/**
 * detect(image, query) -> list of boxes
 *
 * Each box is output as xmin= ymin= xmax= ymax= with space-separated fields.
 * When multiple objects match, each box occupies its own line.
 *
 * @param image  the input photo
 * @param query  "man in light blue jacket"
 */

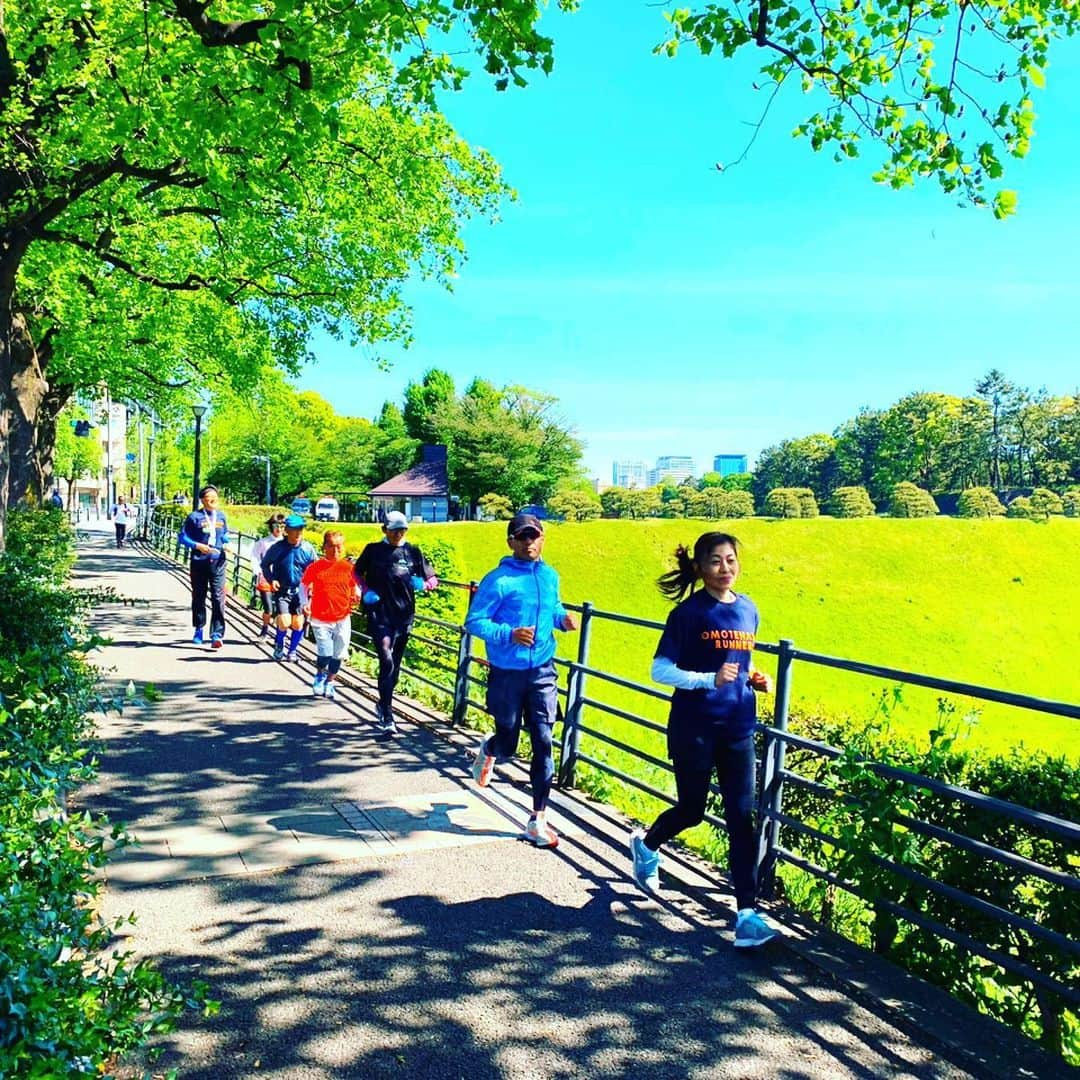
xmin=465 ymin=513 xmax=578 ymax=848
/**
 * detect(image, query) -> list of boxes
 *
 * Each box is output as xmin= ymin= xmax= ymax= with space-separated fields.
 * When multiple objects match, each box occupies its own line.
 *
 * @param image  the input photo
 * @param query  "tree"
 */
xmin=439 ymin=380 xmax=581 ymax=511
xmin=477 ymin=493 xmax=514 ymax=521
xmin=52 ymin=409 xmax=102 ymax=508
xmin=974 ymin=370 xmax=1020 ymax=489
xmin=873 ymin=393 xmax=964 ymax=496
xmin=663 ymin=1 xmax=1068 ymax=217
xmin=547 ymin=490 xmax=601 ymax=522
xmin=753 ymin=435 xmax=836 ymax=504
xmin=403 ymin=369 xmax=457 ymax=445
xmin=0 ymin=1 xmax=569 ymax=548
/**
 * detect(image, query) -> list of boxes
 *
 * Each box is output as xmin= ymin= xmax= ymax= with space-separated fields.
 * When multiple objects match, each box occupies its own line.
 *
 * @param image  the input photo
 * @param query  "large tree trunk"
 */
xmin=5 ymin=311 xmax=49 ymax=507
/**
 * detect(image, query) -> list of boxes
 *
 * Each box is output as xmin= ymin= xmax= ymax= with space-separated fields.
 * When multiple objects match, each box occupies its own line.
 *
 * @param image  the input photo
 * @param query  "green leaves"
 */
xmin=661 ymin=0 xmax=1077 ymax=213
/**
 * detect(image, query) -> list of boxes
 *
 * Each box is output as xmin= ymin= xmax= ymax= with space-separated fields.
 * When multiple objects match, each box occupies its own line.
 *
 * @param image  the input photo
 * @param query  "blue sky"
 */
xmin=302 ymin=2 xmax=1080 ymax=481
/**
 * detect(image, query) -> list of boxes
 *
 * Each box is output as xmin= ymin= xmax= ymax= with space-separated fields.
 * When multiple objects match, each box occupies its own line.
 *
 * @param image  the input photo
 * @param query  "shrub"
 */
xmin=957 ymin=487 xmax=1005 ymax=518
xmin=1030 ymin=487 xmax=1065 ymax=516
xmin=793 ymin=487 xmax=819 ymax=517
xmin=477 ymin=493 xmax=513 ymax=520
xmin=889 ymin=482 xmax=938 ymax=518
xmin=829 ymin=486 xmax=875 ymax=518
xmin=546 ymin=490 xmax=601 ymax=522
xmin=1006 ymin=495 xmax=1042 ymax=520
xmin=0 ymin=509 xmax=210 ymax=1076
xmin=765 ymin=488 xmax=804 ymax=518
xmin=1064 ymin=488 xmax=1080 ymax=518
xmin=780 ymin=703 xmax=1079 ymax=1062
xmin=689 ymin=488 xmax=755 ymax=519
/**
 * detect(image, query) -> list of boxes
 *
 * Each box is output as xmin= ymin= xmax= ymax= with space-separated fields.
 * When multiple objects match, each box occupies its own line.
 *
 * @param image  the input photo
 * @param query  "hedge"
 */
xmin=889 ymin=482 xmax=938 ymax=518
xmin=829 ymin=486 xmax=875 ymax=518
xmin=957 ymin=487 xmax=1006 ymax=518
xmin=765 ymin=487 xmax=819 ymax=518
xmin=0 ymin=508 xmax=211 ymax=1076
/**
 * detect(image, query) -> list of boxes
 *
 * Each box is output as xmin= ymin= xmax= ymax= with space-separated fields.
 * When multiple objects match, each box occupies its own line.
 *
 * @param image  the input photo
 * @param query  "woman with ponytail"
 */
xmin=630 ymin=532 xmax=779 ymax=948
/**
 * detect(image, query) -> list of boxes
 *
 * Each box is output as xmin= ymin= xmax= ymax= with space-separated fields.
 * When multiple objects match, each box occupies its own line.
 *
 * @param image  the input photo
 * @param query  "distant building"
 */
xmin=612 ymin=460 xmax=648 ymax=489
xmin=649 ymin=455 xmax=695 ymax=486
xmin=713 ymin=453 xmax=748 ymax=478
xmin=368 ymin=444 xmax=451 ymax=523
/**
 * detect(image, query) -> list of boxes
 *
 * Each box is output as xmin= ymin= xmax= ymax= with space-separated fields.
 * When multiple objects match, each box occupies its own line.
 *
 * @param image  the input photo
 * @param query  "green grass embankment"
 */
xmin=227 ymin=512 xmax=1080 ymax=759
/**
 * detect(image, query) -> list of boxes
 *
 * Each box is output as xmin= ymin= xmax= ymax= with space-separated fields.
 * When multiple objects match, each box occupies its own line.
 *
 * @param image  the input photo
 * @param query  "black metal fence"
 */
xmin=142 ymin=510 xmax=1079 ymax=1025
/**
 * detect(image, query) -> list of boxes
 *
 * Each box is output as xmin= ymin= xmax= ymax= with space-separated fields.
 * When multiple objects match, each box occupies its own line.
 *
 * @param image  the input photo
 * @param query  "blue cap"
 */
xmin=284 ymin=513 xmax=306 ymax=528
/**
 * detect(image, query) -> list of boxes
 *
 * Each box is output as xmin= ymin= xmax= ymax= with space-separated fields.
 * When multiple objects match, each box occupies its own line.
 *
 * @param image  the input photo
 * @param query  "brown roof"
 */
xmin=368 ymin=459 xmax=449 ymax=497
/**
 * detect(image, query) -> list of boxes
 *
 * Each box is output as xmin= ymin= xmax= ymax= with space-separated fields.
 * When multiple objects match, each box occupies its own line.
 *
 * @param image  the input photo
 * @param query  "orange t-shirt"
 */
xmin=301 ymin=558 xmax=358 ymax=622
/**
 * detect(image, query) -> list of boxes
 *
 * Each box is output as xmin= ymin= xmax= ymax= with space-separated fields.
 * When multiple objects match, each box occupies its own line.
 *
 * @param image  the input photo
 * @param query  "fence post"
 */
xmin=756 ymin=637 xmax=794 ymax=900
xmin=231 ymin=538 xmax=242 ymax=597
xmin=451 ymin=581 xmax=478 ymax=726
xmin=559 ymin=601 xmax=593 ymax=790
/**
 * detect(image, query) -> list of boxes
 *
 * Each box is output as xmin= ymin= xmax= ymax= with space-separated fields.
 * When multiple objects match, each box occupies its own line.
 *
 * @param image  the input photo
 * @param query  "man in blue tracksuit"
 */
xmin=260 ymin=513 xmax=317 ymax=661
xmin=178 ymin=485 xmax=230 ymax=648
xmin=465 ymin=513 xmax=578 ymax=848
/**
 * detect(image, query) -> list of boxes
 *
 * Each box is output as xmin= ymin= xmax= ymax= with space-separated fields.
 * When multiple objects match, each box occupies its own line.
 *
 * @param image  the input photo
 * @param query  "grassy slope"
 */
xmin=228 ymin=512 xmax=1080 ymax=758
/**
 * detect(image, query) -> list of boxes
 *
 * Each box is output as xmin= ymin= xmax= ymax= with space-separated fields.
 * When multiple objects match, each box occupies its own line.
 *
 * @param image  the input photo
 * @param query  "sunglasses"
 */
xmin=513 ymin=529 xmax=542 ymax=541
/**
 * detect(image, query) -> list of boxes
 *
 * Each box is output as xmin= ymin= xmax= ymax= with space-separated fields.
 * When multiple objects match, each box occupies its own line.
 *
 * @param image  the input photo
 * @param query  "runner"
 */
xmin=250 ymin=514 xmax=286 ymax=638
xmin=628 ymin=531 xmax=779 ymax=948
xmin=111 ymin=494 xmax=133 ymax=548
xmin=260 ymin=513 xmax=317 ymax=661
xmin=465 ymin=513 xmax=578 ymax=848
xmin=301 ymin=530 xmax=361 ymax=700
xmin=178 ymin=485 xmax=230 ymax=648
xmin=353 ymin=510 xmax=437 ymax=735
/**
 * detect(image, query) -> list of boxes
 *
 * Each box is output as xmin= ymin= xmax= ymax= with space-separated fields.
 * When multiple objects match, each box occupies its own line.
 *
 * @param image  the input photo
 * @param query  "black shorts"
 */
xmin=274 ymin=588 xmax=303 ymax=617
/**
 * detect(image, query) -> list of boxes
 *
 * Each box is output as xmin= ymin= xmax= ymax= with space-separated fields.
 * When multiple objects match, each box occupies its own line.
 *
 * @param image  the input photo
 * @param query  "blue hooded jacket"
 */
xmin=464 ymin=556 xmax=569 ymax=670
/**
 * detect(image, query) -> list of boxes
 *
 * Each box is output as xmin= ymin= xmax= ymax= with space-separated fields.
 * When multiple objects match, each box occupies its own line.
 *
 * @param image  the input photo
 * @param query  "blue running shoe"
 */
xmin=324 ymin=682 xmax=337 ymax=701
xmin=192 ymin=628 xmax=204 ymax=645
xmin=312 ymin=672 xmax=327 ymax=697
xmin=629 ymin=831 xmax=661 ymax=894
xmin=272 ymin=646 xmax=284 ymax=661
xmin=734 ymin=910 xmax=779 ymax=949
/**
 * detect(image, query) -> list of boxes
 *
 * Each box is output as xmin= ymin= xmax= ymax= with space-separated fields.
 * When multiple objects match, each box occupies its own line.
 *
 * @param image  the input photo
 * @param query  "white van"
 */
xmin=315 ymin=497 xmax=340 ymax=522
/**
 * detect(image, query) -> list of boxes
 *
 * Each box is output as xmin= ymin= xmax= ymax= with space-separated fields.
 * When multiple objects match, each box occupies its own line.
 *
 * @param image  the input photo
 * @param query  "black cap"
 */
xmin=508 ymin=513 xmax=544 ymax=538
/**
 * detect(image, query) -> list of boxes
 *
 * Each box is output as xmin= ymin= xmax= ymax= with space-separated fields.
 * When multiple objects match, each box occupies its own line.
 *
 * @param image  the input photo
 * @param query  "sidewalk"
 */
xmin=75 ymin=532 xmax=1061 ymax=1079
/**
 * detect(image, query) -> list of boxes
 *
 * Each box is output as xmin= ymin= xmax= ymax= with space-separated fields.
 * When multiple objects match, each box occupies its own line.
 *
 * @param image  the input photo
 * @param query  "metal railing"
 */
xmin=141 ymin=508 xmax=1079 ymax=1017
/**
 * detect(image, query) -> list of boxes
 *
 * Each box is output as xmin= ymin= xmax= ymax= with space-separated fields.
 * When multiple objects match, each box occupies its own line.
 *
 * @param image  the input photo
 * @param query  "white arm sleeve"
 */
xmin=651 ymin=655 xmax=716 ymax=692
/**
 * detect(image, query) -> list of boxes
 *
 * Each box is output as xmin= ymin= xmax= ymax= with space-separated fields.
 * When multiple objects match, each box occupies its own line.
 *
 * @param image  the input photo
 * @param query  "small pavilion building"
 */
xmin=368 ymin=444 xmax=451 ymax=523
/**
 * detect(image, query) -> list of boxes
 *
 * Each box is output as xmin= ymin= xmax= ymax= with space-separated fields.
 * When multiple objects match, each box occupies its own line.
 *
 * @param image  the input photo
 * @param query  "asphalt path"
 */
xmin=71 ymin=525 xmax=1060 ymax=1079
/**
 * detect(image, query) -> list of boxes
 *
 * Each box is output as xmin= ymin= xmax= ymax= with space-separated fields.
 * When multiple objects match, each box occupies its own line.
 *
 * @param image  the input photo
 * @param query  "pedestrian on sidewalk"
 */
xmin=629 ymin=531 xmax=778 ymax=949
xmin=111 ymin=494 xmax=133 ymax=548
xmin=353 ymin=510 xmax=437 ymax=735
xmin=260 ymin=513 xmax=317 ymax=661
xmin=301 ymin=530 xmax=361 ymax=700
xmin=178 ymin=485 xmax=230 ymax=648
xmin=465 ymin=513 xmax=578 ymax=849
xmin=250 ymin=513 xmax=286 ymax=638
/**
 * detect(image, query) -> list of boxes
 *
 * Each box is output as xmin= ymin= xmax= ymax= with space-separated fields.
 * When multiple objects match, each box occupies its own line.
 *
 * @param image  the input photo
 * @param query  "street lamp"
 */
xmin=253 ymin=454 xmax=272 ymax=505
xmin=143 ymin=428 xmax=156 ymax=537
xmin=191 ymin=403 xmax=207 ymax=509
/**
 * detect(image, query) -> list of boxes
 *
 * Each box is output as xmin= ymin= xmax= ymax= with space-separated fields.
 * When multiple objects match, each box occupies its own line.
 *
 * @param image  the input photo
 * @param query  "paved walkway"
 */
xmin=74 ymin=525 xmax=1060 ymax=1079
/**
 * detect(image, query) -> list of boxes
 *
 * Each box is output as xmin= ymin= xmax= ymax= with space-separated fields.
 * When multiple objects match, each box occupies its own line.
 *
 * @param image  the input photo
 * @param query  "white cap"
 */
xmin=385 ymin=511 xmax=409 ymax=530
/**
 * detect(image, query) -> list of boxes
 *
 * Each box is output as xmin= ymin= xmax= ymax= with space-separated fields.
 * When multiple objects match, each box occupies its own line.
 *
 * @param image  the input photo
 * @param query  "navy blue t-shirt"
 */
xmin=655 ymin=590 xmax=760 ymax=758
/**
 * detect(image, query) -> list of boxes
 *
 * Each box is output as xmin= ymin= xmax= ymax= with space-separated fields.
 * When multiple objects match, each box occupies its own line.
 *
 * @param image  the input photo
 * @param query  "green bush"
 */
xmin=477 ymin=492 xmax=514 ymax=520
xmin=547 ymin=490 xmax=602 ymax=522
xmin=765 ymin=488 xmax=804 ymax=518
xmin=0 ymin=508 xmax=211 ymax=1076
xmin=1030 ymin=487 xmax=1065 ymax=516
xmin=889 ymin=482 xmax=938 ymax=518
xmin=1064 ymin=488 xmax=1080 ymax=518
xmin=957 ymin=487 xmax=1005 ymax=518
xmin=793 ymin=487 xmax=819 ymax=517
xmin=780 ymin=702 xmax=1078 ymax=1062
xmin=688 ymin=488 xmax=755 ymax=519
xmin=1006 ymin=495 xmax=1041 ymax=520
xmin=829 ymin=486 xmax=875 ymax=518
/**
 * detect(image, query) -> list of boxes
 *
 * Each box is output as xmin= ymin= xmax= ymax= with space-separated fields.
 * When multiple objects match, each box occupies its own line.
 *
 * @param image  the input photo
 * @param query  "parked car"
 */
xmin=290 ymin=497 xmax=312 ymax=517
xmin=315 ymin=497 xmax=340 ymax=522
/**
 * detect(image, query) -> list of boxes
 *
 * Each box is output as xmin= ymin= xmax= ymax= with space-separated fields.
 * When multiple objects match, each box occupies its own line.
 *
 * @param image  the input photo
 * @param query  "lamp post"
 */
xmin=253 ymin=454 xmax=272 ymax=504
xmin=191 ymin=403 xmax=207 ymax=509
xmin=144 ymin=429 xmax=156 ymax=538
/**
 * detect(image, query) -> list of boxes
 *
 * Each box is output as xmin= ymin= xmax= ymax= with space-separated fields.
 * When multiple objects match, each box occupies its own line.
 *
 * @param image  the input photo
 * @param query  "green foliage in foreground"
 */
xmin=0 ymin=509 xmax=212 ymax=1076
